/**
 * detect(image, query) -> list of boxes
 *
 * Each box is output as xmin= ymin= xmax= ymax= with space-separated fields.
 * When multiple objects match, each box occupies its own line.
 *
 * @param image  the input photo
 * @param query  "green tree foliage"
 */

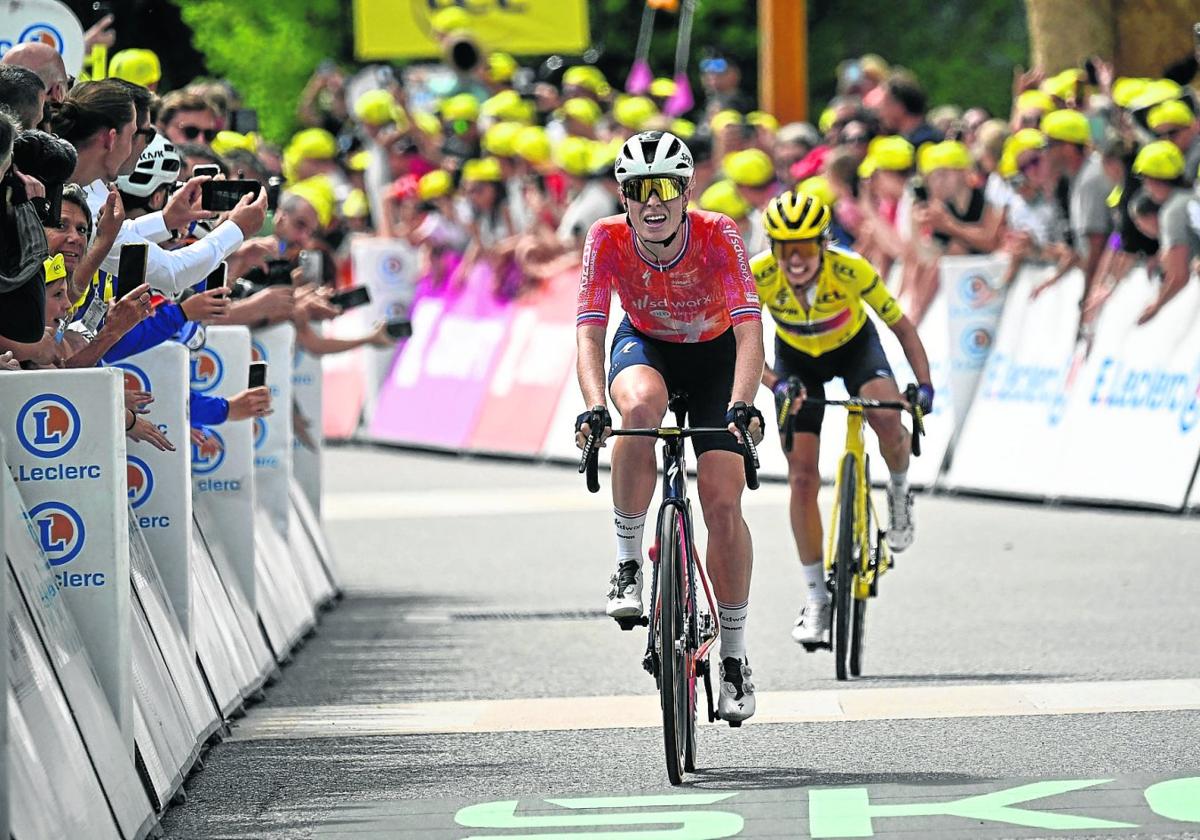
xmin=169 ymin=0 xmax=348 ymax=144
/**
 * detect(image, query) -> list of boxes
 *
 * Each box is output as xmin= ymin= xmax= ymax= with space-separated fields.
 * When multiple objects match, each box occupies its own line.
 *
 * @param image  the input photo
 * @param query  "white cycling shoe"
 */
xmin=605 ymin=560 xmax=643 ymax=618
xmin=717 ymin=657 xmax=755 ymax=724
xmin=886 ymin=483 xmax=915 ymax=552
xmin=791 ymin=600 xmax=832 ymax=645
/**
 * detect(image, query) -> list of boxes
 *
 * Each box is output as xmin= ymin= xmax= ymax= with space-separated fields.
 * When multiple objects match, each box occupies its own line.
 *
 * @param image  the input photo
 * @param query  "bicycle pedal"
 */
xmin=727 ymin=720 xmax=742 ymax=728
xmin=801 ymin=641 xmax=831 ymax=652
xmin=615 ymin=615 xmax=649 ymax=631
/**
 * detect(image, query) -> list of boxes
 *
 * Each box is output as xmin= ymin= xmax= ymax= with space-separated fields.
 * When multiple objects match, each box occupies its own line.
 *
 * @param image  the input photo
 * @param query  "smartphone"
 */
xmin=205 ymin=262 xmax=227 ymax=290
xmin=385 ymin=318 xmax=413 ymax=340
xmin=330 ymin=285 xmax=371 ymax=310
xmin=201 ymin=179 xmax=261 ymax=212
xmin=298 ymin=249 xmax=322 ymax=285
xmin=231 ymin=108 xmax=258 ymax=134
xmin=261 ymin=259 xmax=295 ymax=287
xmin=115 ymin=243 xmax=148 ymax=299
xmin=193 ymin=163 xmax=221 ymax=179
xmin=1083 ymin=57 xmax=1099 ymax=87
xmin=266 ymin=176 xmax=283 ymax=212
xmin=248 ymin=361 xmax=268 ymax=389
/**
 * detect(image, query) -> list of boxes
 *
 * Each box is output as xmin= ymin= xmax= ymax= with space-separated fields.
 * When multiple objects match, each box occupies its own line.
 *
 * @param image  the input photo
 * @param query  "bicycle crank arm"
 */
xmin=615 ymin=615 xmax=650 ymax=631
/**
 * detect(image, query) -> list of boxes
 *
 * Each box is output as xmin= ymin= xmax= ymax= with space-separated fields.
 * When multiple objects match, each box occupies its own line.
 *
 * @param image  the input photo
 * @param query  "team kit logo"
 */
xmin=28 ymin=501 xmax=85 ymax=567
xmin=191 ymin=348 xmax=224 ymax=393
xmin=17 ymin=394 xmax=81 ymax=458
xmin=126 ymin=456 xmax=154 ymax=508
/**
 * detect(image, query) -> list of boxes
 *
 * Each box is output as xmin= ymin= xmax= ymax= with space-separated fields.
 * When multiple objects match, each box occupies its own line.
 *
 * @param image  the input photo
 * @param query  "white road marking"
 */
xmin=228 ymin=677 xmax=1200 ymax=741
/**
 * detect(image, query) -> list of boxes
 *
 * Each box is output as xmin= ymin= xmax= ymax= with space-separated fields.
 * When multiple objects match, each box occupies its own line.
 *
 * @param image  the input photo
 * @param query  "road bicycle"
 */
xmin=578 ymin=394 xmax=759 ymax=785
xmin=776 ymin=381 xmax=924 ymax=681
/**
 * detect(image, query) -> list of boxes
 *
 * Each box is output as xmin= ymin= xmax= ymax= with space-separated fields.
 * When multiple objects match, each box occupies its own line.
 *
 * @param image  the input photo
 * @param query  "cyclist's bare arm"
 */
xmin=887 ymin=315 xmax=932 ymax=386
xmin=731 ymin=321 xmax=766 ymax=408
xmin=576 ymin=323 xmax=609 ymax=409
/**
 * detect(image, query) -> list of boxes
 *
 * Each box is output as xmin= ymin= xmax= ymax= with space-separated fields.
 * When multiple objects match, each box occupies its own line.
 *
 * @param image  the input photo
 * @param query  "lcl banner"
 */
xmin=0 ymin=368 xmax=132 ymax=739
xmin=192 ymin=326 xmax=256 ymax=602
xmin=112 ymin=343 xmax=193 ymax=637
xmin=252 ymin=323 xmax=296 ymax=537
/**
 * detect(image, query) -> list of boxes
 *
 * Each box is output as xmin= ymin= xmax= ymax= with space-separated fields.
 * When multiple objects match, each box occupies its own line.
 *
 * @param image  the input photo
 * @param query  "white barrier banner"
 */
xmin=0 ymin=368 xmax=131 ymax=736
xmin=942 ymin=254 xmax=1009 ymax=424
xmin=192 ymin=326 xmax=256 ymax=602
xmin=0 ymin=441 xmax=7 ymax=840
xmin=252 ymin=323 xmax=296 ymax=537
xmin=351 ymin=236 xmax=419 ymax=423
xmin=292 ymin=343 xmax=323 ymax=515
xmin=0 ymin=0 xmax=87 ymax=75
xmin=947 ymin=267 xmax=1200 ymax=508
xmin=112 ymin=343 xmax=193 ymax=637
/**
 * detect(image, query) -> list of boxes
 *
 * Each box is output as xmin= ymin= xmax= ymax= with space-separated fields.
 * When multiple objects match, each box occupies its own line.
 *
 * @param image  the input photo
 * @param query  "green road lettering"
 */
xmin=1145 ymin=777 xmax=1200 ymax=822
xmin=808 ymin=779 xmax=1137 ymax=838
xmin=455 ymin=792 xmax=743 ymax=839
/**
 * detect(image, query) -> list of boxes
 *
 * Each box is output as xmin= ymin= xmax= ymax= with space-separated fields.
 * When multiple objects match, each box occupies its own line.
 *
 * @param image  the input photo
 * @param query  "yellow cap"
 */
xmin=1015 ymin=90 xmax=1055 ymax=115
xmin=1112 ymin=77 xmax=1151 ymax=109
xmin=440 ymin=93 xmax=481 ymax=122
xmin=1132 ymin=139 xmax=1186 ymax=181
xmin=348 ymin=150 xmax=373 ymax=172
xmin=483 ymin=121 xmax=522 ymax=157
xmin=488 ymin=52 xmax=518 ymax=83
xmin=557 ymin=97 xmax=602 ymax=127
xmin=649 ymin=77 xmax=677 ymax=98
xmin=817 ymin=107 xmax=836 ymax=135
xmin=1040 ymin=68 xmax=1083 ymax=101
xmin=210 ymin=130 xmax=256 ymax=157
xmin=418 ymin=170 xmax=453 ymax=201
xmin=796 ymin=175 xmax=838 ymax=208
xmin=747 ymin=111 xmax=780 ymax=133
xmin=355 ymin=89 xmax=398 ymax=127
xmin=589 ymin=140 xmax=618 ymax=174
xmin=723 ymin=149 xmax=774 ymax=187
xmin=461 ymin=157 xmax=504 ymax=183
xmin=412 ymin=110 xmax=442 ymax=137
xmin=710 ymin=109 xmax=743 ymax=132
xmin=514 ymin=126 xmax=551 ymax=165
xmin=287 ymin=128 xmax=337 ymax=161
xmin=859 ymin=135 xmax=915 ymax=177
xmin=613 ymin=96 xmax=657 ymax=131
xmin=343 ymin=188 xmax=369 ymax=219
xmin=431 ymin=7 xmax=472 ymax=34
xmin=1000 ymin=128 xmax=1048 ymax=176
xmin=555 ymin=136 xmax=596 ymax=177
xmin=108 ymin=48 xmax=161 ymax=87
xmin=698 ymin=179 xmax=751 ymax=219
xmin=481 ymin=90 xmax=529 ymax=122
xmin=1129 ymin=78 xmax=1183 ymax=111
xmin=43 ymin=253 xmax=66 ymax=285
xmin=1040 ymin=109 xmax=1090 ymax=145
xmin=562 ymin=65 xmax=609 ymax=95
xmin=917 ymin=140 xmax=973 ymax=174
xmin=1148 ymin=99 xmax=1194 ymax=132
xmin=670 ymin=118 xmax=695 ymax=139
xmin=286 ymin=175 xmax=336 ymax=228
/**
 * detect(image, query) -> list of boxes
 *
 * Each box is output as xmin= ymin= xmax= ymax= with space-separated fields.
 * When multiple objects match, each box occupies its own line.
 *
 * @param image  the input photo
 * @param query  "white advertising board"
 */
xmin=0 ymin=369 xmax=131 ymax=738
xmin=292 ymin=343 xmax=323 ymax=515
xmin=252 ymin=323 xmax=296 ymax=537
xmin=0 ymin=0 xmax=87 ymax=75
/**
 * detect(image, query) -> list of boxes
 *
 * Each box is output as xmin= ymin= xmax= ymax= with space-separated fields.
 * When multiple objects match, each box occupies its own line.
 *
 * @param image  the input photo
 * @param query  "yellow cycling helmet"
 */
xmin=108 ymin=48 xmax=161 ymax=87
xmin=723 ymin=149 xmax=775 ymax=188
xmin=763 ymin=190 xmax=831 ymax=241
xmin=1132 ymin=140 xmax=1186 ymax=181
xmin=796 ymin=175 xmax=837 ymax=208
xmin=418 ymin=170 xmax=453 ymax=202
xmin=699 ymin=179 xmax=751 ymax=219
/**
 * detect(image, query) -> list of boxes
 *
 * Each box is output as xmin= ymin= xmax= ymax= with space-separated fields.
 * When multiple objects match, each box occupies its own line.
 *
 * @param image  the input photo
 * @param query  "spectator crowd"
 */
xmin=2 ymin=8 xmax=1200 ymax=456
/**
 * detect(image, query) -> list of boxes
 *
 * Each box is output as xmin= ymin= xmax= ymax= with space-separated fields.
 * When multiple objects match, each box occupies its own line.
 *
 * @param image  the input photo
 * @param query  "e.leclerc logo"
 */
xmin=192 ymin=429 xmax=225 ymax=474
xmin=16 ymin=393 xmax=81 ymax=459
xmin=190 ymin=348 xmax=224 ymax=393
xmin=16 ymin=23 xmax=65 ymax=54
xmin=126 ymin=456 xmax=154 ymax=508
xmin=28 ymin=501 xmax=85 ymax=567
xmin=253 ymin=416 xmax=268 ymax=449
xmin=958 ymin=273 xmax=998 ymax=309
xmin=116 ymin=363 xmax=152 ymax=394
xmin=251 ymin=340 xmax=268 ymax=364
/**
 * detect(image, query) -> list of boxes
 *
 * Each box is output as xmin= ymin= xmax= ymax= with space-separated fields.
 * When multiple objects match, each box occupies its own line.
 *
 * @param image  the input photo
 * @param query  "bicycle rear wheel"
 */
xmin=657 ymin=511 xmax=688 ymax=785
xmin=833 ymin=454 xmax=857 ymax=682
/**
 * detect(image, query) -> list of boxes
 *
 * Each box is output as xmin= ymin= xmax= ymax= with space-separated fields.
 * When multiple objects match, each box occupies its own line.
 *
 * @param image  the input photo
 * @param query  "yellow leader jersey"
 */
xmin=750 ymin=244 xmax=903 ymax=356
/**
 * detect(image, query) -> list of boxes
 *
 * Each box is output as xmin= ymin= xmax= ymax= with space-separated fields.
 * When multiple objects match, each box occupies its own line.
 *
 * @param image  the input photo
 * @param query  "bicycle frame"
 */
xmin=825 ymin=406 xmax=888 ymax=599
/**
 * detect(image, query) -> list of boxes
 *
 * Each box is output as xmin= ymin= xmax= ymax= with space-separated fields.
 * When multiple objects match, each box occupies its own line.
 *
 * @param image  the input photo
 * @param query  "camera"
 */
xmin=11 ymin=130 xmax=77 ymax=225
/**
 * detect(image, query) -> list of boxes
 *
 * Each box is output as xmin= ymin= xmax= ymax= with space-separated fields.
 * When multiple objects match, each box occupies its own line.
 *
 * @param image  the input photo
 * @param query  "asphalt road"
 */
xmin=160 ymin=446 xmax=1200 ymax=839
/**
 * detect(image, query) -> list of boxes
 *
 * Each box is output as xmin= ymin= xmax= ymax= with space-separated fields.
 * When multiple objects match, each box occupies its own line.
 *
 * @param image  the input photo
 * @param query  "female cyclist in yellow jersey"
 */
xmin=751 ymin=191 xmax=933 ymax=646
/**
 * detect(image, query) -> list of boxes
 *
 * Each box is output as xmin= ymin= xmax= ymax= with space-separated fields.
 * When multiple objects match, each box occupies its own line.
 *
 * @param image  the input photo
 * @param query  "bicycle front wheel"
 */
xmin=850 ymin=486 xmax=874 ymax=677
xmin=657 ymin=510 xmax=688 ymax=785
xmin=833 ymin=454 xmax=857 ymax=682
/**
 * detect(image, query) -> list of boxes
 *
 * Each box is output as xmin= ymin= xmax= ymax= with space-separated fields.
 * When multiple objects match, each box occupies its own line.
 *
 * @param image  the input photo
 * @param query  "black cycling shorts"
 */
xmin=773 ymin=319 xmax=894 ymax=436
xmin=608 ymin=316 xmax=742 ymax=458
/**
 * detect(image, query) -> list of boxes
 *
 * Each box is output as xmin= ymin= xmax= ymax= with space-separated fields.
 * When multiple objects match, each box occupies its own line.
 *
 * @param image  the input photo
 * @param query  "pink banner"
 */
xmin=468 ymin=267 xmax=579 ymax=454
xmin=368 ymin=263 xmax=516 ymax=448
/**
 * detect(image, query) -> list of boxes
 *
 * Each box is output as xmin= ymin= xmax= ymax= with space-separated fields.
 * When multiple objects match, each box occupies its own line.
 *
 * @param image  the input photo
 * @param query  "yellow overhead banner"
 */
xmin=354 ymin=0 xmax=590 ymax=60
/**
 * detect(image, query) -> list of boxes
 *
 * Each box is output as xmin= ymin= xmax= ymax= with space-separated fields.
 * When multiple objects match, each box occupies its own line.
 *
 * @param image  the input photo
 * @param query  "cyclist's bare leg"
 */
xmin=696 ymin=451 xmax=752 ymax=601
xmin=784 ymin=432 xmax=823 ymax=567
xmin=859 ymin=377 xmax=910 ymax=474
xmin=609 ymin=365 xmax=668 ymax=519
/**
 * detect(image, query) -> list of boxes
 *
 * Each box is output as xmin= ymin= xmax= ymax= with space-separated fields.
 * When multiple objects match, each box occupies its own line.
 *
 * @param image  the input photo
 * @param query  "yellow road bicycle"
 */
xmin=777 ymin=381 xmax=925 ymax=680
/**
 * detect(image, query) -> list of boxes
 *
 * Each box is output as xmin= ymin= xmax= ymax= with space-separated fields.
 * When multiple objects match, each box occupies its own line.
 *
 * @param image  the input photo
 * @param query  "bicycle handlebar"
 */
xmin=777 ymin=381 xmax=926 ymax=457
xmin=577 ymin=426 xmax=760 ymax=492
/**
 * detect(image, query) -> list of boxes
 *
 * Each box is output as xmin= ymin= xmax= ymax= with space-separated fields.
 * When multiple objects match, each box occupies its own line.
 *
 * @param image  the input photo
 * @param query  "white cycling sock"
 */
xmin=889 ymin=470 xmax=908 ymax=491
xmin=718 ymin=600 xmax=749 ymax=661
xmin=801 ymin=561 xmax=829 ymax=604
xmin=614 ymin=507 xmax=647 ymax=565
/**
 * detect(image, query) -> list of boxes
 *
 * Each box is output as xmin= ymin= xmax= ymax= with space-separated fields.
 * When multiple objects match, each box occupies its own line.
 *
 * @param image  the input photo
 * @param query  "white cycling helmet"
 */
xmin=614 ymin=130 xmax=694 ymax=184
xmin=116 ymin=133 xmax=182 ymax=198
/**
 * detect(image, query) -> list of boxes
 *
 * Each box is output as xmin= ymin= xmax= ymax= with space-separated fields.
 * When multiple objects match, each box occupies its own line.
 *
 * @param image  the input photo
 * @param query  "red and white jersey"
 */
xmin=577 ymin=210 xmax=761 ymax=343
